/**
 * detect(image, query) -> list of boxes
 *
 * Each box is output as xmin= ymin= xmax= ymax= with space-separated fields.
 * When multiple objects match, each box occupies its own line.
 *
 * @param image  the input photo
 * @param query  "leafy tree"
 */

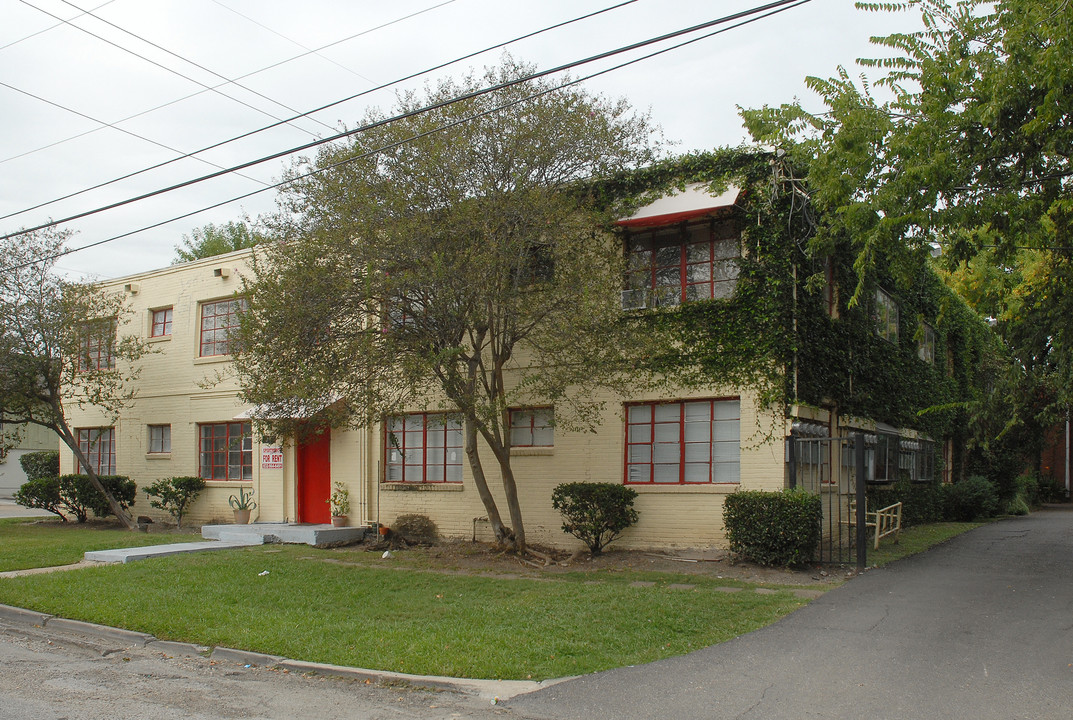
xmin=173 ymin=220 xmax=263 ymax=264
xmin=740 ymin=0 xmax=1073 ymax=468
xmin=235 ymin=59 xmax=664 ymax=553
xmin=0 ymin=228 xmax=151 ymax=530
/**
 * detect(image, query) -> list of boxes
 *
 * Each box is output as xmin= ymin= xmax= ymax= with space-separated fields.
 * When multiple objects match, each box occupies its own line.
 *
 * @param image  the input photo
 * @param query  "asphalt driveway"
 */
xmin=508 ymin=507 xmax=1073 ymax=720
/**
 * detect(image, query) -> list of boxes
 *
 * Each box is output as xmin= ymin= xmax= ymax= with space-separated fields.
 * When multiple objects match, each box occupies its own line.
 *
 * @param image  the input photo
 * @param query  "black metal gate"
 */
xmin=788 ymin=434 xmax=868 ymax=569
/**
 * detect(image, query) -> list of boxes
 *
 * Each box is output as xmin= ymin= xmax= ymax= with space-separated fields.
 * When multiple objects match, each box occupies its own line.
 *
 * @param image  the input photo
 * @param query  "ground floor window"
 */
xmin=509 ymin=407 xmax=553 ymax=447
xmin=199 ymin=422 xmax=252 ymax=480
xmin=625 ymin=399 xmax=740 ymax=484
xmin=148 ymin=424 xmax=171 ymax=453
xmin=77 ymin=427 xmax=116 ymax=475
xmin=385 ymin=413 xmax=462 ymax=483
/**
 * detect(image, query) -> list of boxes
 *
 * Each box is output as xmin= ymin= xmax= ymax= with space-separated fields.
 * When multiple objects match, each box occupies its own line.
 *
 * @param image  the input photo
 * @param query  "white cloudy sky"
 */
xmin=0 ymin=0 xmax=920 ymax=280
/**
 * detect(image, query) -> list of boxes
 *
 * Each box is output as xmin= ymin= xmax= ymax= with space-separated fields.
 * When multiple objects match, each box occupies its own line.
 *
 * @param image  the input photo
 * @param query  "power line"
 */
xmin=1 ymin=0 xmax=811 ymax=273
xmin=0 ymin=0 xmax=460 ymax=168
xmin=0 ymin=0 xmax=639 ymax=224
xmin=54 ymin=0 xmax=336 ymax=135
xmin=0 ymin=79 xmax=272 ymax=187
xmin=0 ymin=0 xmax=115 ymax=51
xmin=18 ymin=0 xmax=323 ymax=138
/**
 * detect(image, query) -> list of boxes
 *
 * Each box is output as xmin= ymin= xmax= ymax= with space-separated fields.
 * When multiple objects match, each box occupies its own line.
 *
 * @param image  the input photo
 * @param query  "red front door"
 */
xmin=296 ymin=428 xmax=331 ymax=524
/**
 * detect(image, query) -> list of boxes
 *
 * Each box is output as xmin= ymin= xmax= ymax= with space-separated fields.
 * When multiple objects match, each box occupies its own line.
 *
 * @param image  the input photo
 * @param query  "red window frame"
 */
xmin=626 ymin=221 xmax=739 ymax=307
xmin=624 ymin=399 xmax=740 ymax=485
xmin=509 ymin=407 xmax=554 ymax=447
xmin=77 ymin=427 xmax=116 ymax=475
xmin=78 ymin=320 xmax=115 ymax=371
xmin=198 ymin=422 xmax=252 ymax=481
xmin=151 ymin=307 xmax=173 ymax=337
xmin=199 ymin=298 xmax=246 ymax=357
xmin=384 ymin=412 xmax=462 ymax=483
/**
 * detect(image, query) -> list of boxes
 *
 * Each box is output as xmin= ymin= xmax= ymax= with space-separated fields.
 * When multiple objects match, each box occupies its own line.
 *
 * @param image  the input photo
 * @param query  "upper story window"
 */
xmin=875 ymin=288 xmax=899 ymax=343
xmin=625 ymin=399 xmax=740 ymax=485
xmin=77 ymin=427 xmax=116 ymax=475
xmin=151 ymin=307 xmax=173 ymax=338
xmin=199 ymin=298 xmax=246 ymax=357
xmin=623 ymin=221 xmax=739 ymax=310
xmin=385 ymin=412 xmax=462 ymax=483
xmin=918 ymin=323 xmax=936 ymax=364
xmin=509 ymin=408 xmax=553 ymax=447
xmin=78 ymin=319 xmax=115 ymax=372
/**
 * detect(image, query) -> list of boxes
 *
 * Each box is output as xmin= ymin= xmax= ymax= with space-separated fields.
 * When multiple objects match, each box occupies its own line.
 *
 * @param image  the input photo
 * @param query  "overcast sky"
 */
xmin=0 ymin=0 xmax=921 ymax=281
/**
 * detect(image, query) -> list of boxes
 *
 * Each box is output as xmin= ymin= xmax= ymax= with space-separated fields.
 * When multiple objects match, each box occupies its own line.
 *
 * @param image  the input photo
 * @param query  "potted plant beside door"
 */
xmin=328 ymin=483 xmax=350 ymax=527
xmin=229 ymin=487 xmax=257 ymax=524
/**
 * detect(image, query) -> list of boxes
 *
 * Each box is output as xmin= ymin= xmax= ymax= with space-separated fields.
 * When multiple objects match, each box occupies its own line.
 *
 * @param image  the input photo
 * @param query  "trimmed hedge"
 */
xmin=944 ymin=475 xmax=999 ymax=521
xmin=144 ymin=476 xmax=206 ymax=528
xmin=723 ymin=488 xmax=822 ymax=567
xmin=551 ymin=482 xmax=639 ymax=555
xmin=13 ymin=477 xmax=67 ymax=520
xmin=60 ymin=475 xmax=137 ymax=522
xmin=867 ymin=479 xmax=945 ymax=527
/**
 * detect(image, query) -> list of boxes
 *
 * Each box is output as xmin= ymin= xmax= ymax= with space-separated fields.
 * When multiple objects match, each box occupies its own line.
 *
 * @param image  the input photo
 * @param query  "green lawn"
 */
xmin=0 ymin=544 xmax=807 ymax=680
xmin=868 ymin=520 xmax=986 ymax=567
xmin=0 ymin=518 xmax=197 ymax=572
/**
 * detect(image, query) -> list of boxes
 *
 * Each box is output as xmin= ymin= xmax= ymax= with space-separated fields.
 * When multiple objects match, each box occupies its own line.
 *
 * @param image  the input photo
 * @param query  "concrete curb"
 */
xmin=44 ymin=617 xmax=155 ymax=647
xmin=0 ymin=603 xmax=52 ymax=626
xmin=0 ymin=602 xmax=568 ymax=699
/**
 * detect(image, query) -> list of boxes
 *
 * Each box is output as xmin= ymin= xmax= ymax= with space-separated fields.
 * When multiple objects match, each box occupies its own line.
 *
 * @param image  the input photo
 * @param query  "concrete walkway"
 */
xmin=508 ymin=506 xmax=1073 ymax=720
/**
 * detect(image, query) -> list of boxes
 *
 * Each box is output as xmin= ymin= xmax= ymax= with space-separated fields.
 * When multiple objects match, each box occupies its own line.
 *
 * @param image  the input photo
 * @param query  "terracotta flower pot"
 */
xmin=331 ymin=516 xmax=348 ymax=528
xmin=378 ymin=525 xmax=390 ymax=536
xmin=233 ymin=509 xmax=251 ymax=525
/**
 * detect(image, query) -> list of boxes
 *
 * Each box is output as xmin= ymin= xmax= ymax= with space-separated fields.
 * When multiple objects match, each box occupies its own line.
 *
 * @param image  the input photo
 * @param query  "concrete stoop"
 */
xmin=201 ymin=522 xmax=369 ymax=546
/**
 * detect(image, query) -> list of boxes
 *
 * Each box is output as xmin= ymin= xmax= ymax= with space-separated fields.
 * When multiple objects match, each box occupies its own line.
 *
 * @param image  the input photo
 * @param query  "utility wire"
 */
xmin=54 ymin=0 xmax=336 ymax=135
xmin=0 ymin=80 xmax=272 ymax=187
xmin=210 ymin=0 xmax=379 ymax=87
xmin=0 ymin=0 xmax=459 ymax=167
xmin=18 ymin=0 xmax=323 ymax=138
xmin=2 ymin=0 xmax=811 ymax=276
xmin=2 ymin=0 xmax=804 ymax=245
xmin=0 ymin=0 xmax=639 ymax=223
xmin=0 ymin=0 xmax=115 ymax=51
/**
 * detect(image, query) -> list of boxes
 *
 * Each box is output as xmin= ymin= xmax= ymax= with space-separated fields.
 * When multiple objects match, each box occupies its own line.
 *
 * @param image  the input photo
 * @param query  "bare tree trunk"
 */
xmin=463 ymin=417 xmax=512 ymax=544
xmin=495 ymin=448 xmax=526 ymax=554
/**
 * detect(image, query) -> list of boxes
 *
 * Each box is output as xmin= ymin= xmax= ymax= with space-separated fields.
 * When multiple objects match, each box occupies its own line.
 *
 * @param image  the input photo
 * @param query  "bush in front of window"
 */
xmin=723 ymin=489 xmax=822 ymax=567
xmin=942 ymin=475 xmax=999 ymax=521
xmin=144 ymin=476 xmax=206 ymax=528
xmin=551 ymin=482 xmax=639 ymax=556
xmin=18 ymin=450 xmax=59 ymax=483
xmin=58 ymin=474 xmax=137 ymax=523
xmin=392 ymin=513 xmax=439 ymax=542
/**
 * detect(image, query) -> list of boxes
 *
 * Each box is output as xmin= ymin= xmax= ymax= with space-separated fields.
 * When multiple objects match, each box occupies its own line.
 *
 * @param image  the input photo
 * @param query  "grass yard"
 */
xmin=0 ymin=543 xmax=808 ymax=680
xmin=868 ymin=520 xmax=986 ymax=567
xmin=0 ymin=517 xmax=196 ymax=572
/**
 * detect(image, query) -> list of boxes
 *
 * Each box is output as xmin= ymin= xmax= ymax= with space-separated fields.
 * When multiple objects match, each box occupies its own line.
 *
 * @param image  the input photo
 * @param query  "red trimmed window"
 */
xmin=625 ymin=399 xmax=740 ymax=484
xmin=385 ymin=413 xmax=462 ymax=483
xmin=199 ymin=298 xmax=246 ymax=357
xmin=624 ymin=221 xmax=739 ymax=309
xmin=509 ymin=408 xmax=553 ymax=447
xmin=151 ymin=307 xmax=173 ymax=337
xmin=78 ymin=320 xmax=115 ymax=371
xmin=77 ymin=427 xmax=116 ymax=475
xmin=198 ymin=422 xmax=252 ymax=480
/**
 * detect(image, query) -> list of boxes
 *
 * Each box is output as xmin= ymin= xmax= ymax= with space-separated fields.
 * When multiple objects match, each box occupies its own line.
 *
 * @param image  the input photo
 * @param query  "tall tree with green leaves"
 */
xmin=173 ymin=220 xmax=263 ymax=264
xmin=234 ymin=59 xmax=664 ymax=553
xmin=0 ymin=229 xmax=151 ymax=529
xmin=740 ymin=0 xmax=1073 ymax=467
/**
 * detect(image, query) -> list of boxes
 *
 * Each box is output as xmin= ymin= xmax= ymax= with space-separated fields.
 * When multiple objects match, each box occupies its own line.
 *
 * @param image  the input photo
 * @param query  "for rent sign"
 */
xmin=261 ymin=446 xmax=283 ymax=469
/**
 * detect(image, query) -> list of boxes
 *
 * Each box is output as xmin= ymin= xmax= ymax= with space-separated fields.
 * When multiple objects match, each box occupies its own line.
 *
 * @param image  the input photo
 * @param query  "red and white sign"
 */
xmin=261 ymin=446 xmax=283 ymax=469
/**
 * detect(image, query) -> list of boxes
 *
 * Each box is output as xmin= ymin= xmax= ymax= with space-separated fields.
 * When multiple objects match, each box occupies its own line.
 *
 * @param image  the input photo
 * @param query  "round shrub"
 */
xmin=18 ymin=450 xmax=59 ymax=482
xmin=551 ymin=482 xmax=639 ymax=555
xmin=943 ymin=475 xmax=999 ymax=521
xmin=393 ymin=513 xmax=439 ymax=541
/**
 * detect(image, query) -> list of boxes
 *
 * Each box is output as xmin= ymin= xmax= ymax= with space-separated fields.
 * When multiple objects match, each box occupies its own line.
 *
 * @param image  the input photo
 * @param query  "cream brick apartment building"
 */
xmin=62 ymin=176 xmax=976 ymax=550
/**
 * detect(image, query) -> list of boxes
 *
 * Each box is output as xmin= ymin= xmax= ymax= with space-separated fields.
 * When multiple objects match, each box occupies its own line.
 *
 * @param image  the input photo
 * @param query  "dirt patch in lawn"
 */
xmin=350 ymin=537 xmax=850 ymax=587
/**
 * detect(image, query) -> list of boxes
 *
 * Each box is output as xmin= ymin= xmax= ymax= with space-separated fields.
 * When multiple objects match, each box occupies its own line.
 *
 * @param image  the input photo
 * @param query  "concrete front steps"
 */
xmin=201 ymin=522 xmax=370 ymax=546
xmin=84 ymin=523 xmax=370 ymax=564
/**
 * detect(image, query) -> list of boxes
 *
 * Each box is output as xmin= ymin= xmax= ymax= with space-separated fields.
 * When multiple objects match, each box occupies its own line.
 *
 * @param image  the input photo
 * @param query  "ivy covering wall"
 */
xmin=598 ymin=149 xmax=998 ymax=468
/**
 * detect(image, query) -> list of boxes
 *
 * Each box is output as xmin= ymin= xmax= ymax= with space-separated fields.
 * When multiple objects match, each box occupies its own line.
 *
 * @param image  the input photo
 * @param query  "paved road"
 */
xmin=508 ymin=507 xmax=1073 ymax=720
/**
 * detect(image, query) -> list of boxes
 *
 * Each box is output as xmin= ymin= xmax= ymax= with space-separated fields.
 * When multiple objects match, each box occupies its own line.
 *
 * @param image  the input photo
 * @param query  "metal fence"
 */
xmin=788 ymin=434 xmax=867 ymax=568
